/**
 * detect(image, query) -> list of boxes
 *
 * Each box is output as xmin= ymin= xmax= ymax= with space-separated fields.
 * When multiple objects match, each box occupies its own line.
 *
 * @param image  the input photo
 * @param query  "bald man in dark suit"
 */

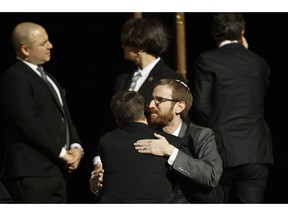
xmin=0 ymin=22 xmax=83 ymax=203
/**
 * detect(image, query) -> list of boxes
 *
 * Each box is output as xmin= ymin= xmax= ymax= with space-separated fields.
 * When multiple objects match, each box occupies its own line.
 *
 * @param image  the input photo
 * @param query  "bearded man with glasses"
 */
xmin=91 ymin=79 xmax=223 ymax=203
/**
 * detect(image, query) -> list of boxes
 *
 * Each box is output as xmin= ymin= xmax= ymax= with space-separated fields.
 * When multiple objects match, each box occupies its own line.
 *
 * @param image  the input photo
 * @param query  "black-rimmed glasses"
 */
xmin=149 ymin=96 xmax=180 ymax=105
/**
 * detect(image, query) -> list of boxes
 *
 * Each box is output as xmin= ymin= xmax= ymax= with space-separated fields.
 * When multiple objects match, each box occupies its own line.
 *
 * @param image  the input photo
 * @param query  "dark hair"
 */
xmin=211 ymin=13 xmax=245 ymax=44
xmin=154 ymin=79 xmax=192 ymax=119
xmin=110 ymin=91 xmax=146 ymax=127
xmin=121 ymin=17 xmax=169 ymax=57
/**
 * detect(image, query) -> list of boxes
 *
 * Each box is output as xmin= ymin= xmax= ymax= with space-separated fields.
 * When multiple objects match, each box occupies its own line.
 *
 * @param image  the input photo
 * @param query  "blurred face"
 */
xmin=146 ymin=85 xmax=177 ymax=127
xmin=25 ymin=27 xmax=53 ymax=65
xmin=122 ymin=45 xmax=141 ymax=64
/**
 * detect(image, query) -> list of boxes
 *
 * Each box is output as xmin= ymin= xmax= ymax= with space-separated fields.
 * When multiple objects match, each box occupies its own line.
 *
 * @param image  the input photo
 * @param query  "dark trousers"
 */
xmin=6 ymin=171 xmax=66 ymax=203
xmin=0 ymin=181 xmax=13 ymax=203
xmin=220 ymin=164 xmax=269 ymax=203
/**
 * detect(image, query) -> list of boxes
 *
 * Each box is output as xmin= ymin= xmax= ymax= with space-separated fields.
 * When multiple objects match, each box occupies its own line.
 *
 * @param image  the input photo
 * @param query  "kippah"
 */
xmin=175 ymin=79 xmax=190 ymax=91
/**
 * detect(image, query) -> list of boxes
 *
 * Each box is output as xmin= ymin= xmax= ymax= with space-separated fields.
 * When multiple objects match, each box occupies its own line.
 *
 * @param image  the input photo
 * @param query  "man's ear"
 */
xmin=20 ymin=45 xmax=30 ymax=57
xmin=175 ymin=101 xmax=186 ymax=115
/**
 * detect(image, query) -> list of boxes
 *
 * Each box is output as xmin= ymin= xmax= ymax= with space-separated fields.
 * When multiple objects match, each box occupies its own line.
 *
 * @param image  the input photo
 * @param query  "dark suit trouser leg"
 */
xmin=6 ymin=170 xmax=67 ymax=203
xmin=220 ymin=164 xmax=269 ymax=203
xmin=0 ymin=181 xmax=13 ymax=203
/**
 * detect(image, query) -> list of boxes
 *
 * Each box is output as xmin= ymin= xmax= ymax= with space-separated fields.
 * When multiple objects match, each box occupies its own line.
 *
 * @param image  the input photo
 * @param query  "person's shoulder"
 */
xmin=193 ymin=48 xmax=220 ymax=64
xmin=5 ymin=59 xmax=24 ymax=71
xmin=99 ymin=129 xmax=119 ymax=141
xmin=186 ymin=121 xmax=214 ymax=136
xmin=1 ymin=60 xmax=28 ymax=80
xmin=246 ymin=49 xmax=269 ymax=65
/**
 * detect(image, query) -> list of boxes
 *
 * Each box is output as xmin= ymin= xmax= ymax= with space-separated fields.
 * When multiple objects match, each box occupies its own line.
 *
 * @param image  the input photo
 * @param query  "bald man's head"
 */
xmin=11 ymin=22 xmax=53 ymax=65
xmin=12 ymin=22 xmax=45 ymax=50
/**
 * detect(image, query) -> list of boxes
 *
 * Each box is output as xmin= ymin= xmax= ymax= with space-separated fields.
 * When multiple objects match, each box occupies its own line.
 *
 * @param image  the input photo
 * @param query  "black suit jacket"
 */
xmin=190 ymin=43 xmax=274 ymax=168
xmin=0 ymin=60 xmax=81 ymax=178
xmin=114 ymin=58 xmax=185 ymax=102
xmin=98 ymin=122 xmax=184 ymax=203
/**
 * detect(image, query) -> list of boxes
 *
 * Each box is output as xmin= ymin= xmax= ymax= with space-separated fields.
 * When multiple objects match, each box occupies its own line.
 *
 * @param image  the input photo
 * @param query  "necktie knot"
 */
xmin=37 ymin=66 xmax=47 ymax=82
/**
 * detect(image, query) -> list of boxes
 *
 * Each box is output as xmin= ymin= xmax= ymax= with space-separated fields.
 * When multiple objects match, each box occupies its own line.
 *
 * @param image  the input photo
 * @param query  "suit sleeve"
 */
xmin=171 ymin=127 xmax=222 ymax=188
xmin=190 ymin=55 xmax=214 ymax=125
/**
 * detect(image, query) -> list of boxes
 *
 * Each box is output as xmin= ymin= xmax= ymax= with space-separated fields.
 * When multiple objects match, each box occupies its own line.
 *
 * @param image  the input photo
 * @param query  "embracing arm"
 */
xmin=134 ymin=129 xmax=222 ymax=188
xmin=172 ymin=127 xmax=222 ymax=188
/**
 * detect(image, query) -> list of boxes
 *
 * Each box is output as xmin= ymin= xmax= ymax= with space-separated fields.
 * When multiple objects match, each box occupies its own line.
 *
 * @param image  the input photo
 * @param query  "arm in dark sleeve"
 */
xmin=171 ymin=127 xmax=222 ymax=188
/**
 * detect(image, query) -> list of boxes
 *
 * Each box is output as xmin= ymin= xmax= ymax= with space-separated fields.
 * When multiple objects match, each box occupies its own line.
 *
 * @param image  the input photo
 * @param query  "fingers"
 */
xmin=90 ymin=169 xmax=104 ymax=193
xmin=89 ymin=176 xmax=103 ymax=192
xmin=95 ymin=161 xmax=102 ymax=169
xmin=134 ymin=144 xmax=151 ymax=154
xmin=90 ymin=168 xmax=104 ymax=183
xmin=153 ymin=133 xmax=164 ymax=138
xmin=69 ymin=162 xmax=79 ymax=170
xmin=93 ymin=165 xmax=104 ymax=174
xmin=134 ymin=142 xmax=150 ymax=150
xmin=134 ymin=139 xmax=152 ymax=144
xmin=66 ymin=160 xmax=80 ymax=170
xmin=91 ymin=169 xmax=104 ymax=177
xmin=134 ymin=139 xmax=152 ymax=146
xmin=68 ymin=149 xmax=83 ymax=161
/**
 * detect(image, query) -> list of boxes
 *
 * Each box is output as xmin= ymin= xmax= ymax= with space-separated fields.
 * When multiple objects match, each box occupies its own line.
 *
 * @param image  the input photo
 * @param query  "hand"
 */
xmin=62 ymin=148 xmax=83 ymax=172
xmin=90 ymin=162 xmax=104 ymax=195
xmin=134 ymin=133 xmax=175 ymax=157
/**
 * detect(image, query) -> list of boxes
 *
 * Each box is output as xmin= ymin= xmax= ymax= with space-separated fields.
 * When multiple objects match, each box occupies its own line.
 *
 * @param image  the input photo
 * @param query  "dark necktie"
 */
xmin=37 ymin=66 xmax=61 ymax=105
xmin=37 ymin=66 xmax=70 ymax=150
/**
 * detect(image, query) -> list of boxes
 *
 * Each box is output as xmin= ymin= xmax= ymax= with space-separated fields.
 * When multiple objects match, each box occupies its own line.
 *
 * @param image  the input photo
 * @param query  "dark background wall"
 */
xmin=0 ymin=12 xmax=286 ymax=203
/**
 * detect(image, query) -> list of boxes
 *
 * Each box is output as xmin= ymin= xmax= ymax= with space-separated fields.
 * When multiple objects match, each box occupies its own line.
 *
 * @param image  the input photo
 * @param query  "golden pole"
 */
xmin=134 ymin=12 xmax=143 ymax=19
xmin=175 ymin=12 xmax=187 ymax=81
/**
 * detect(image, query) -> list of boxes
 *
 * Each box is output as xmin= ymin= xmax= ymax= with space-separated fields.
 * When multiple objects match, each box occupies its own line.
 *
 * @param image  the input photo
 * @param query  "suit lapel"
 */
xmin=178 ymin=121 xmax=189 ymax=138
xmin=19 ymin=61 xmax=65 ymax=115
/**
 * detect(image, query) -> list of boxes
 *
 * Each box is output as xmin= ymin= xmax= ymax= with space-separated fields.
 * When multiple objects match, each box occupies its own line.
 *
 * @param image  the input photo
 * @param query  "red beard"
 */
xmin=145 ymin=107 xmax=174 ymax=128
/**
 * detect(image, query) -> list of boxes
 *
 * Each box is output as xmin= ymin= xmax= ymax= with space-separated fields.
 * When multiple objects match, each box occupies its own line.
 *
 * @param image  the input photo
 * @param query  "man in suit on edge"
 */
xmin=190 ymin=13 xmax=274 ymax=203
xmin=0 ymin=22 xmax=84 ymax=203
xmin=96 ymin=90 xmax=187 ymax=203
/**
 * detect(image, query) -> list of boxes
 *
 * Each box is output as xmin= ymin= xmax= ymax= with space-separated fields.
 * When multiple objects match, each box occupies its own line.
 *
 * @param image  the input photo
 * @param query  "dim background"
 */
xmin=0 ymin=12 xmax=286 ymax=203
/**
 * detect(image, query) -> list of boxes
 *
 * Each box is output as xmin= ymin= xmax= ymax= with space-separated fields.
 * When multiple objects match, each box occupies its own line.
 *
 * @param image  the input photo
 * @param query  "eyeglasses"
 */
xmin=149 ymin=96 xmax=180 ymax=105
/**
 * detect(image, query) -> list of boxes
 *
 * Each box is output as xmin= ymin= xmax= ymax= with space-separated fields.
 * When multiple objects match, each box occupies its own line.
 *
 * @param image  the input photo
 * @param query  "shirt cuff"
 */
xmin=71 ymin=143 xmax=84 ymax=157
xmin=59 ymin=143 xmax=84 ymax=158
xmin=93 ymin=156 xmax=102 ymax=166
xmin=59 ymin=147 xmax=67 ymax=158
xmin=167 ymin=148 xmax=179 ymax=165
